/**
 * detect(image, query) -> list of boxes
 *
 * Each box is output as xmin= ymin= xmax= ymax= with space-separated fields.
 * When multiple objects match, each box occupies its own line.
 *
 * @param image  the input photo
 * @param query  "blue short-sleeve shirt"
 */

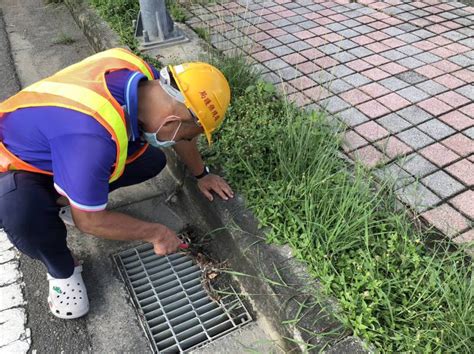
xmin=0 ymin=65 xmax=159 ymax=211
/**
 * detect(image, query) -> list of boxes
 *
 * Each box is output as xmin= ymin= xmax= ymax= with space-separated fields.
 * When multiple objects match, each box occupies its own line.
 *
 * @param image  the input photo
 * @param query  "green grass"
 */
xmin=88 ymin=0 xmax=139 ymax=48
xmin=87 ymin=1 xmax=473 ymax=351
xmin=194 ymin=27 xmax=210 ymax=42
xmin=166 ymin=0 xmax=188 ymax=23
xmin=52 ymin=33 xmax=76 ymax=45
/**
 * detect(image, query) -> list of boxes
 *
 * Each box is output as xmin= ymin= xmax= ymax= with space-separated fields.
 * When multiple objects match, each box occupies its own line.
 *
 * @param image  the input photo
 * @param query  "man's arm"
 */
xmin=173 ymin=138 xmax=234 ymax=201
xmin=50 ymin=133 xmax=183 ymax=255
xmin=172 ymin=137 xmax=206 ymax=175
xmin=71 ymin=208 xmax=182 ymax=255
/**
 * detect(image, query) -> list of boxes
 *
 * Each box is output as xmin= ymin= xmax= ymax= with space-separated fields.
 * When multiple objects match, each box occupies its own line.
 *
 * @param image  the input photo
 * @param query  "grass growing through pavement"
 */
xmin=194 ymin=27 xmax=211 ymax=42
xmin=165 ymin=0 xmax=188 ymax=23
xmin=52 ymin=33 xmax=76 ymax=45
xmin=87 ymin=1 xmax=473 ymax=351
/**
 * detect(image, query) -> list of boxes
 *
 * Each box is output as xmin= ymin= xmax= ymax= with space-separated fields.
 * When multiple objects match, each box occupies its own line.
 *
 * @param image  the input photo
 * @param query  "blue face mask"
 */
xmin=142 ymin=116 xmax=182 ymax=148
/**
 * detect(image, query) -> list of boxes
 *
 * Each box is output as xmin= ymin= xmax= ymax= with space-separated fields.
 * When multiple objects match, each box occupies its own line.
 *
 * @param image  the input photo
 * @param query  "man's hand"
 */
xmin=71 ymin=208 xmax=185 ymax=256
xmin=147 ymin=224 xmax=183 ymax=256
xmin=173 ymin=136 xmax=233 ymax=202
xmin=197 ymin=174 xmax=234 ymax=201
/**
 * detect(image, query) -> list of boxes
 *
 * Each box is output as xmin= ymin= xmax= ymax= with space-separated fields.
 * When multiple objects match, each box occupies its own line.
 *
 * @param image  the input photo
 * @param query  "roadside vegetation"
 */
xmin=165 ymin=0 xmax=188 ymax=23
xmin=194 ymin=27 xmax=211 ymax=42
xmin=88 ymin=0 xmax=473 ymax=351
xmin=52 ymin=33 xmax=76 ymax=45
xmin=88 ymin=0 xmax=161 ymax=67
xmin=206 ymin=54 xmax=472 ymax=352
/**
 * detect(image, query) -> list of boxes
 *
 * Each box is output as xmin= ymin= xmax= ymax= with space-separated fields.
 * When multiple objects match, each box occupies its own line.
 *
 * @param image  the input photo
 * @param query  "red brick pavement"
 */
xmin=189 ymin=0 xmax=474 ymax=245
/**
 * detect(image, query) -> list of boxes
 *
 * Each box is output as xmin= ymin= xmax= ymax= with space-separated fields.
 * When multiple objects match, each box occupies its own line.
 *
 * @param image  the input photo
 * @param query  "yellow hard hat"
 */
xmin=168 ymin=62 xmax=231 ymax=145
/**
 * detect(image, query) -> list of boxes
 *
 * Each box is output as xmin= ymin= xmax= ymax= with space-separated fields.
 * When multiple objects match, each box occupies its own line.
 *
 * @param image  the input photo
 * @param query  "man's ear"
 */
xmin=161 ymin=115 xmax=181 ymax=128
xmin=161 ymin=118 xmax=174 ymax=127
xmin=155 ymin=115 xmax=182 ymax=136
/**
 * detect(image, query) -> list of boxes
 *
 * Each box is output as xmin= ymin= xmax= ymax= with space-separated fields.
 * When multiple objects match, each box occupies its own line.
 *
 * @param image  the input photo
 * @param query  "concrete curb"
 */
xmin=62 ymin=1 xmax=370 ymax=352
xmin=64 ymin=0 xmax=123 ymax=52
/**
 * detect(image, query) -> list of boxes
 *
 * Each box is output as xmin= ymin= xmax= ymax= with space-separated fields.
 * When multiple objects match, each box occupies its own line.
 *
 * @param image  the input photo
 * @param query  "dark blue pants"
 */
xmin=0 ymin=146 xmax=166 ymax=279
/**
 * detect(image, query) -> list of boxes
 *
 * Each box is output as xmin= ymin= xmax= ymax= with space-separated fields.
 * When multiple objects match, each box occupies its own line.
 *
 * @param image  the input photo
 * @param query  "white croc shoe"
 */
xmin=59 ymin=206 xmax=75 ymax=227
xmin=47 ymin=265 xmax=89 ymax=319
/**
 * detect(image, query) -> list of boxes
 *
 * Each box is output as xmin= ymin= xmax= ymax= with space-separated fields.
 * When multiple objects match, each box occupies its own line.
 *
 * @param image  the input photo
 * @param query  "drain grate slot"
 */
xmin=115 ymin=243 xmax=252 ymax=352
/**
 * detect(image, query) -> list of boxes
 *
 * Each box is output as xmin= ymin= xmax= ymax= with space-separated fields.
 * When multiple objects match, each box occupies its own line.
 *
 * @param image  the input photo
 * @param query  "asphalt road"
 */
xmin=0 ymin=1 xmax=94 ymax=352
xmin=0 ymin=9 xmax=19 ymax=100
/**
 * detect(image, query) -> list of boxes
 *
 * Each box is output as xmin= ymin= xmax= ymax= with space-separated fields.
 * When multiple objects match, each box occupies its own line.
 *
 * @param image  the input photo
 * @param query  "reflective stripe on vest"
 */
xmin=23 ymin=81 xmax=128 ymax=182
xmin=82 ymin=48 xmax=155 ymax=81
xmin=0 ymin=48 xmax=155 ymax=182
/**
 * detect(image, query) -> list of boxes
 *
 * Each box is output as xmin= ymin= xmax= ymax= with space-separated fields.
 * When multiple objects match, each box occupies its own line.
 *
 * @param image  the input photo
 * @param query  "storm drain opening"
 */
xmin=115 ymin=242 xmax=252 ymax=353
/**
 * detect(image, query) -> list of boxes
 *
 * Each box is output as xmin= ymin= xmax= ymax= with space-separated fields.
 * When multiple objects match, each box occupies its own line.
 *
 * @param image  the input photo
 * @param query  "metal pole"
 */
xmin=138 ymin=0 xmax=160 ymax=38
xmin=155 ymin=0 xmax=170 ymax=40
xmin=135 ymin=0 xmax=188 ymax=49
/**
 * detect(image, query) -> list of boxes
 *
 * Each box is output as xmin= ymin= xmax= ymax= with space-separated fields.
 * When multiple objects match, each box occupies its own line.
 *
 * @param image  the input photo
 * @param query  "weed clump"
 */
xmin=194 ymin=27 xmax=210 ymax=42
xmin=52 ymin=33 xmax=76 ymax=45
xmin=165 ymin=0 xmax=188 ymax=23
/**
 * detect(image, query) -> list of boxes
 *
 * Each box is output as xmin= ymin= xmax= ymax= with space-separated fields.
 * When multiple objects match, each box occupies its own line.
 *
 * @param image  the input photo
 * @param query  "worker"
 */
xmin=0 ymin=48 xmax=233 ymax=319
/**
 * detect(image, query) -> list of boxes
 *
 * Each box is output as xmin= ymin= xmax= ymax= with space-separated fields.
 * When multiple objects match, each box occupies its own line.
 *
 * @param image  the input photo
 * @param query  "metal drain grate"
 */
xmin=115 ymin=243 xmax=252 ymax=353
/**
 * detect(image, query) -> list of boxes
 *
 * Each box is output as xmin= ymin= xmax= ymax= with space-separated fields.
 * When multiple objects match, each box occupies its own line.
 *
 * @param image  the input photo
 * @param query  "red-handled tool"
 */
xmin=178 ymin=233 xmax=190 ymax=250
xmin=179 ymin=243 xmax=189 ymax=249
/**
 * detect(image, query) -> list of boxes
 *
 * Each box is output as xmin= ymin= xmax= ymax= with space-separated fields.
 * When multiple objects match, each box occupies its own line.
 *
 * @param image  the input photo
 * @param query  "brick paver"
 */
xmin=399 ymin=153 xmax=437 ymax=178
xmin=421 ymin=170 xmax=464 ymax=199
xmin=439 ymin=111 xmax=473 ymax=130
xmin=374 ymin=163 xmax=414 ymax=189
xmin=421 ymin=204 xmax=470 ymax=238
xmin=375 ymin=136 xmax=412 ymax=159
xmin=377 ymin=113 xmax=411 ymax=133
xmin=397 ymin=127 xmax=434 ymax=149
xmin=397 ymin=182 xmax=441 ymax=212
xmin=342 ymin=131 xmax=368 ymax=152
xmin=441 ymin=133 xmax=474 ymax=156
xmin=449 ymin=190 xmax=474 ymax=219
xmin=420 ymin=143 xmax=460 ymax=167
xmin=350 ymin=145 xmax=385 ymax=168
xmin=446 ymin=159 xmax=474 ymax=186
xmin=190 ymin=0 xmax=474 ymax=241
xmin=453 ymin=229 xmax=474 ymax=255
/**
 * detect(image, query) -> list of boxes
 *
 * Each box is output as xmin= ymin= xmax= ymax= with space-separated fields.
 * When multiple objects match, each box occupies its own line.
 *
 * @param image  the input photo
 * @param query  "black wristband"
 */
xmin=195 ymin=166 xmax=210 ymax=179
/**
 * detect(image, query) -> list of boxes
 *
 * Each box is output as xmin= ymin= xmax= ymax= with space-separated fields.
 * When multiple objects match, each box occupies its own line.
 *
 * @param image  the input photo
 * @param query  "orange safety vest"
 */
xmin=0 ymin=48 xmax=155 ymax=182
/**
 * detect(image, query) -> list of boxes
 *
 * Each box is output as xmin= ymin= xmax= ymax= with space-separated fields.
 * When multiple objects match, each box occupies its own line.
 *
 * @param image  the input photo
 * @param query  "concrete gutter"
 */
xmin=63 ymin=1 xmax=370 ymax=352
xmin=64 ymin=0 xmax=123 ymax=51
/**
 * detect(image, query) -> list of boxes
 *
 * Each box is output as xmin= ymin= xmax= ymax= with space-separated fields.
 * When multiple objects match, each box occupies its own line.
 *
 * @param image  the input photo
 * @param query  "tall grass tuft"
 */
xmin=206 ymin=52 xmax=262 ymax=101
